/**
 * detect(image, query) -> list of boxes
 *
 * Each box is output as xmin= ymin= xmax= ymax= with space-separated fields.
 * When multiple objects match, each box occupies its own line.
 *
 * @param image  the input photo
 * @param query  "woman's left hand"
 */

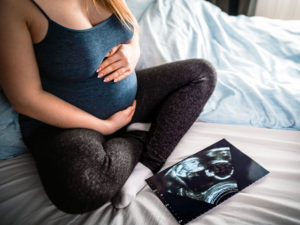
xmin=97 ymin=41 xmax=140 ymax=82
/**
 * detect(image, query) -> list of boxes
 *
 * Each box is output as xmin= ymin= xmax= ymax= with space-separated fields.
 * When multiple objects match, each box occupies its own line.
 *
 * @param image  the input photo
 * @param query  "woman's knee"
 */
xmin=41 ymin=130 xmax=142 ymax=214
xmin=46 ymin=177 xmax=114 ymax=214
xmin=183 ymin=58 xmax=217 ymax=86
xmin=36 ymin=128 xmax=115 ymax=214
xmin=53 ymin=138 xmax=141 ymax=213
xmin=41 ymin=152 xmax=116 ymax=214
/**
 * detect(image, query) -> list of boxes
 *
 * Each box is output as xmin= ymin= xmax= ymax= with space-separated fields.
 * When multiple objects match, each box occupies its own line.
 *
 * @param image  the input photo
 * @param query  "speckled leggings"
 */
xmin=23 ymin=59 xmax=217 ymax=213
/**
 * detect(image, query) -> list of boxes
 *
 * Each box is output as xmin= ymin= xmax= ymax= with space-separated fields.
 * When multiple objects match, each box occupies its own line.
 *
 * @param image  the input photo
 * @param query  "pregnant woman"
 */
xmin=0 ymin=0 xmax=216 ymax=213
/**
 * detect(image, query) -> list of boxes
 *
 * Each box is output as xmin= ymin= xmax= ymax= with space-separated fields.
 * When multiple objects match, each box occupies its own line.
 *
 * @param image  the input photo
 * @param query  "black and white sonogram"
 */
xmin=146 ymin=139 xmax=269 ymax=225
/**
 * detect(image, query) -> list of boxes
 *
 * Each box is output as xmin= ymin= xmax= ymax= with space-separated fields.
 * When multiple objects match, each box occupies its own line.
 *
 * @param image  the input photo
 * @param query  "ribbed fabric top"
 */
xmin=19 ymin=1 xmax=137 ymax=138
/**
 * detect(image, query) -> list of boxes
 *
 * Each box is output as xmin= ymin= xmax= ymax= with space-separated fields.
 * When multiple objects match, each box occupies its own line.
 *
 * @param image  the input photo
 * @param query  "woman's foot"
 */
xmin=112 ymin=162 xmax=153 ymax=209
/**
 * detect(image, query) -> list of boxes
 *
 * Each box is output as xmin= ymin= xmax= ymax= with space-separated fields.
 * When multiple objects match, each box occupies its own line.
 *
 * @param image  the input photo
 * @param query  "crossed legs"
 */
xmin=24 ymin=59 xmax=217 ymax=213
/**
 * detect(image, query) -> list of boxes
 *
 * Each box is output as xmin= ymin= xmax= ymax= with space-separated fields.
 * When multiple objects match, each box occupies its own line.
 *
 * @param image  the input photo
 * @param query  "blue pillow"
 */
xmin=0 ymin=87 xmax=27 ymax=159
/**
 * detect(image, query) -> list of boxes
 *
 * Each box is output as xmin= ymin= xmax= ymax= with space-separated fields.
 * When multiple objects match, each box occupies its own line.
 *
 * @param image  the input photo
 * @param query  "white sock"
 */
xmin=126 ymin=122 xmax=152 ymax=132
xmin=112 ymin=162 xmax=153 ymax=209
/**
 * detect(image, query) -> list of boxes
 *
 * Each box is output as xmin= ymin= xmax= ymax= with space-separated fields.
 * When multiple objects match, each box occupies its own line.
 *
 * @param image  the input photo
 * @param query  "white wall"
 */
xmin=255 ymin=0 xmax=300 ymax=20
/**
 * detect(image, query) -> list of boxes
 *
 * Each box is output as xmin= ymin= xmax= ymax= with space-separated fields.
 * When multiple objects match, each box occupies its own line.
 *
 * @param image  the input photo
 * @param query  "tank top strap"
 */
xmin=31 ymin=0 xmax=51 ymax=21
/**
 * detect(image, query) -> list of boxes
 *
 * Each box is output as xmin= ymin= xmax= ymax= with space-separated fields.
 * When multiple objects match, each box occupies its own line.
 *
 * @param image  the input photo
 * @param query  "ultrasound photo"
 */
xmin=146 ymin=139 xmax=269 ymax=225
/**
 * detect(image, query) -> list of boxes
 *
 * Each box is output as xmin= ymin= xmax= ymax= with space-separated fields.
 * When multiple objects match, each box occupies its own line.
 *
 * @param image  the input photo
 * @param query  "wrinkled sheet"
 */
xmin=1 ymin=122 xmax=300 ymax=225
xmin=133 ymin=0 xmax=300 ymax=130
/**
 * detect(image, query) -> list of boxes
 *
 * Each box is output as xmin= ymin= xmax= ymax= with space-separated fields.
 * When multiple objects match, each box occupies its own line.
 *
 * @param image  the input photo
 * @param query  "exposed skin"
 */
xmin=0 ymin=0 xmax=140 ymax=135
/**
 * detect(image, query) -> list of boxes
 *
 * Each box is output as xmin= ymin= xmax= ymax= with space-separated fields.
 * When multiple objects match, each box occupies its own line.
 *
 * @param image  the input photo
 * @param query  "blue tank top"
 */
xmin=19 ymin=1 xmax=137 ymax=138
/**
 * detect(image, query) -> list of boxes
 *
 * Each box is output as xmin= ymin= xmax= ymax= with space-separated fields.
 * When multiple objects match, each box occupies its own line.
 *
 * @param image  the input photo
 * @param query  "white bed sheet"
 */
xmin=1 ymin=122 xmax=299 ymax=225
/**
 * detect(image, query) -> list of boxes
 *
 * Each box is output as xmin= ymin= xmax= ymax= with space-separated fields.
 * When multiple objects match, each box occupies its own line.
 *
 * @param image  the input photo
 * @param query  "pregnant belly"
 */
xmin=42 ymin=72 xmax=137 ymax=119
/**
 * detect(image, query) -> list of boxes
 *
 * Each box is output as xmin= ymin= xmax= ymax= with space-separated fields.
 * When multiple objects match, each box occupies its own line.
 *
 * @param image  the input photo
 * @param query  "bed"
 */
xmin=1 ymin=0 xmax=300 ymax=224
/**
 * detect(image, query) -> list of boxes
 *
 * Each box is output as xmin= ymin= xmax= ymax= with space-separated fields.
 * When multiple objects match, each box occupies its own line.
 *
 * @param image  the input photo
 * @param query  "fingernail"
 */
xmin=98 ymin=72 xmax=104 ymax=78
xmin=104 ymin=78 xmax=109 ymax=82
xmin=96 ymin=67 xmax=101 ymax=73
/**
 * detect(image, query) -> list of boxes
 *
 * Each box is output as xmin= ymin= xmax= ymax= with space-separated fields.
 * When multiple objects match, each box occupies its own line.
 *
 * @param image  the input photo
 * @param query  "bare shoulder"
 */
xmin=0 ymin=0 xmax=29 ymax=20
xmin=0 ymin=0 xmax=39 ymax=31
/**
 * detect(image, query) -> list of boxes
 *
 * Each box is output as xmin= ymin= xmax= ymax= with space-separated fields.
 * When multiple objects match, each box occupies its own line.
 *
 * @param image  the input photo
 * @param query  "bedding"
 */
xmin=1 ymin=0 xmax=300 ymax=224
xmin=133 ymin=0 xmax=300 ymax=130
xmin=1 ymin=121 xmax=300 ymax=225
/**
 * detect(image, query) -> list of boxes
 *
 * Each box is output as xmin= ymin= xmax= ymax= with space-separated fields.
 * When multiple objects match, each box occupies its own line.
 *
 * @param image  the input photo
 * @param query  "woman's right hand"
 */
xmin=102 ymin=100 xmax=136 ymax=135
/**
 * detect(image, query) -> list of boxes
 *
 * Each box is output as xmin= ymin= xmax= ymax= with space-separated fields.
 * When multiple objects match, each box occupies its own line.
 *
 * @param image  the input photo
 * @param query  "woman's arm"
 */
xmin=0 ymin=0 xmax=135 ymax=135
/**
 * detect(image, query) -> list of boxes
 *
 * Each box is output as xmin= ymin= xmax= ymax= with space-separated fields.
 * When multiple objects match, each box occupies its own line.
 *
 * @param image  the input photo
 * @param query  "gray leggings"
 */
xmin=23 ymin=59 xmax=217 ymax=214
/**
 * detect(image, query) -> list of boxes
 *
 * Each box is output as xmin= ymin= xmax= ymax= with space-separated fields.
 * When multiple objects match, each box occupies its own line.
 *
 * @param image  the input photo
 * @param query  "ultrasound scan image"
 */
xmin=164 ymin=147 xmax=238 ymax=204
xmin=146 ymin=139 xmax=269 ymax=225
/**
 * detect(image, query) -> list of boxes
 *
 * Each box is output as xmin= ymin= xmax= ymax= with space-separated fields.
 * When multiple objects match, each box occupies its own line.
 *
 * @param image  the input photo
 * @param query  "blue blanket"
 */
xmin=133 ymin=0 xmax=300 ymax=130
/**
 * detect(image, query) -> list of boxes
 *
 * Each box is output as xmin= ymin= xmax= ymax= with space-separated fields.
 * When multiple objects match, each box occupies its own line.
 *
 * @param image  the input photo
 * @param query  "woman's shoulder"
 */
xmin=0 ymin=0 xmax=45 ymax=43
xmin=1 ymin=0 xmax=31 ymax=17
xmin=0 ymin=0 xmax=33 ymax=27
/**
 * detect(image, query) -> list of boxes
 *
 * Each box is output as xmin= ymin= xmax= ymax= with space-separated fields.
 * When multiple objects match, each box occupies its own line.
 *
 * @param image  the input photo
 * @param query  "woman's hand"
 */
xmin=102 ymin=100 xmax=136 ymax=135
xmin=97 ymin=38 xmax=140 ymax=83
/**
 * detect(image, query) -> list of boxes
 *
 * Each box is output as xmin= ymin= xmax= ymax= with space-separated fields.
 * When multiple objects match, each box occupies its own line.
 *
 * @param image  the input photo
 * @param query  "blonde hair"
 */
xmin=87 ymin=0 xmax=138 ymax=32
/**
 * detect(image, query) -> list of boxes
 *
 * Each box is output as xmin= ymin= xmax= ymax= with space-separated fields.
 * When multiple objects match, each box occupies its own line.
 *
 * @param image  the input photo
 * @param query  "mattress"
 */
xmin=1 ymin=122 xmax=299 ymax=225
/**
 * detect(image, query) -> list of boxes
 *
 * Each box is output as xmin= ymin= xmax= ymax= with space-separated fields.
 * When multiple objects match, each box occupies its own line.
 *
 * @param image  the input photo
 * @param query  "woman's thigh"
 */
xmin=131 ymin=58 xmax=216 ymax=123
